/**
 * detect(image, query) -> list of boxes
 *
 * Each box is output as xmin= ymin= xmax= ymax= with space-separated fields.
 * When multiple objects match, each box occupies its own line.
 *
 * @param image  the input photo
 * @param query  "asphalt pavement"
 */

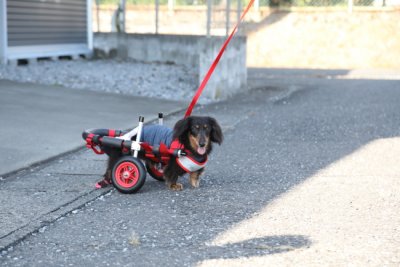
xmin=0 ymin=80 xmax=185 ymax=177
xmin=1 ymin=69 xmax=400 ymax=266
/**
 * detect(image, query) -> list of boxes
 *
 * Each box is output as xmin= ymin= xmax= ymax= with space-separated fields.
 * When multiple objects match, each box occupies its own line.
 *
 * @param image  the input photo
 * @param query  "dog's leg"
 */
xmin=104 ymin=158 xmax=115 ymax=181
xmin=96 ymin=148 xmax=122 ymax=189
xmin=165 ymin=174 xmax=183 ymax=191
xmin=105 ymin=149 xmax=121 ymax=180
xmin=96 ymin=160 xmax=114 ymax=189
xmin=169 ymin=183 xmax=183 ymax=191
xmin=189 ymin=171 xmax=201 ymax=188
xmin=103 ymin=168 xmax=112 ymax=181
xmin=164 ymin=162 xmax=183 ymax=191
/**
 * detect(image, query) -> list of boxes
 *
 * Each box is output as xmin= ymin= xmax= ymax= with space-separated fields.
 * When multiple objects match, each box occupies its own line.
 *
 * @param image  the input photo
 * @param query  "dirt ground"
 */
xmin=94 ymin=6 xmax=400 ymax=69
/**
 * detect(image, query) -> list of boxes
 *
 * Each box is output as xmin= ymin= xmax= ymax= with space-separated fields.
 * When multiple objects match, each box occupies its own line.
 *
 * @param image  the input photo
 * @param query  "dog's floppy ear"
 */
xmin=173 ymin=117 xmax=191 ymax=143
xmin=209 ymin=117 xmax=223 ymax=145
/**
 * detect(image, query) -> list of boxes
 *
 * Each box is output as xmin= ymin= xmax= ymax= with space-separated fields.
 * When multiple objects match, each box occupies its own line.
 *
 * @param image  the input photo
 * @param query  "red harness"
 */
xmin=169 ymin=140 xmax=208 ymax=173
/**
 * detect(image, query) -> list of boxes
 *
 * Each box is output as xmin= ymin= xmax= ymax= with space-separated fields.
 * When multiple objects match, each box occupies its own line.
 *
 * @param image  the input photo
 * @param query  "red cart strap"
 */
xmin=108 ymin=129 xmax=116 ymax=137
xmin=90 ymin=144 xmax=105 ymax=155
xmin=170 ymin=139 xmax=184 ymax=150
xmin=85 ymin=134 xmax=104 ymax=155
xmin=85 ymin=133 xmax=95 ymax=149
xmin=184 ymin=0 xmax=255 ymax=118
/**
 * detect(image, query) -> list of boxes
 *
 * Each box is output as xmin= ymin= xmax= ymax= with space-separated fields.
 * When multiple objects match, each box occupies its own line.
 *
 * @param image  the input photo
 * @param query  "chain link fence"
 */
xmin=93 ymin=0 xmax=243 ymax=35
xmin=93 ymin=0 xmax=399 ymax=35
xmin=259 ymin=0 xmax=378 ymax=6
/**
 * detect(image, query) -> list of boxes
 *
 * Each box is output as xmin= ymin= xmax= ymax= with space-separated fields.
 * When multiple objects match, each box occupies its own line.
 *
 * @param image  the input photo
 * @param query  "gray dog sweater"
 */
xmin=140 ymin=125 xmax=173 ymax=147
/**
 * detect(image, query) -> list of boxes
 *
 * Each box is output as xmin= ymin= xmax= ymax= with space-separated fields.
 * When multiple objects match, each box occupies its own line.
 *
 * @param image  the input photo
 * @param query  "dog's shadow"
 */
xmin=201 ymin=235 xmax=311 ymax=261
xmin=139 ymin=175 xmax=196 ymax=193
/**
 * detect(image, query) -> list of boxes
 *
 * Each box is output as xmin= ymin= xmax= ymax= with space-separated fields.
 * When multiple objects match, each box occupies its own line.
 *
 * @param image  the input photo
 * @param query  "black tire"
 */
xmin=146 ymin=161 xmax=165 ymax=181
xmin=112 ymin=156 xmax=146 ymax=194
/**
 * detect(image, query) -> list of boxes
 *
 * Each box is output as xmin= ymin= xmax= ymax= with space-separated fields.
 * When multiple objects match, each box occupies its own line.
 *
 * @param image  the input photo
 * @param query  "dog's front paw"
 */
xmin=169 ymin=183 xmax=183 ymax=191
xmin=189 ymin=172 xmax=201 ymax=188
xmin=190 ymin=179 xmax=200 ymax=188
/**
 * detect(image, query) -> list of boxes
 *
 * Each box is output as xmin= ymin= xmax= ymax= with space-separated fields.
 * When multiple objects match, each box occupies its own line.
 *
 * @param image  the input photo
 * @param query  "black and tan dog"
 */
xmin=97 ymin=116 xmax=223 ymax=191
xmin=164 ymin=116 xmax=223 ymax=190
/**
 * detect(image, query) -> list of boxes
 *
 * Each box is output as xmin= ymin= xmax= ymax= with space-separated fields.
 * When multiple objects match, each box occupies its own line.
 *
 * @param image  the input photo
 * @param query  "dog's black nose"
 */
xmin=199 ymin=143 xmax=206 ymax=148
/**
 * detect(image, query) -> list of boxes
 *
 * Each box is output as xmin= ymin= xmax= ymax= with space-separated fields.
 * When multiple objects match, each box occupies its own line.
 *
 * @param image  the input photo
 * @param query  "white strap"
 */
xmin=177 ymin=156 xmax=207 ymax=172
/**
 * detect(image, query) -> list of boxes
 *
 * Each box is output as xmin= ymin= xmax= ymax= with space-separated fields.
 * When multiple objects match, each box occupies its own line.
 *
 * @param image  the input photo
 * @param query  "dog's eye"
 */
xmin=204 ymin=125 xmax=208 ymax=129
xmin=194 ymin=125 xmax=200 ymax=129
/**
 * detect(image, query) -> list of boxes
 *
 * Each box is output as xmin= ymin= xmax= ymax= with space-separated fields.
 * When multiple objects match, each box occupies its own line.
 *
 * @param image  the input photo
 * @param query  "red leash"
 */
xmin=184 ymin=0 xmax=255 ymax=118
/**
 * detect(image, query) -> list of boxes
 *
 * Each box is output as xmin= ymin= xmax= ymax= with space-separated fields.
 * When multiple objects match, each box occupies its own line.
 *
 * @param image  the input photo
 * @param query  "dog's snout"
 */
xmin=198 ymin=134 xmax=207 ymax=148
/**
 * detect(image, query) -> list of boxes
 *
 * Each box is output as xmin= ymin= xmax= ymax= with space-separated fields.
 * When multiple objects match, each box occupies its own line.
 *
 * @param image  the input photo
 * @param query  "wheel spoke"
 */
xmin=129 ymin=169 xmax=137 ymax=177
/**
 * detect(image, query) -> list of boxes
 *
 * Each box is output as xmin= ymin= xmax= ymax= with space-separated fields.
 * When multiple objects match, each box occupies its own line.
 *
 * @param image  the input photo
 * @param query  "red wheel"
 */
xmin=146 ymin=162 xmax=165 ymax=181
xmin=112 ymin=157 xmax=146 ymax=194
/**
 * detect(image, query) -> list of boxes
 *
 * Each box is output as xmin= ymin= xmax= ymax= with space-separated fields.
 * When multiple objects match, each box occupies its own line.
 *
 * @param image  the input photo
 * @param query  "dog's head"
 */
xmin=173 ymin=116 xmax=223 ymax=156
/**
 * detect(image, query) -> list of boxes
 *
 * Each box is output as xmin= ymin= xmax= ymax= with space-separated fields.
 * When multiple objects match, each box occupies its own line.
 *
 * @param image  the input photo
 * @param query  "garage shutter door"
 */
xmin=7 ymin=0 xmax=87 ymax=47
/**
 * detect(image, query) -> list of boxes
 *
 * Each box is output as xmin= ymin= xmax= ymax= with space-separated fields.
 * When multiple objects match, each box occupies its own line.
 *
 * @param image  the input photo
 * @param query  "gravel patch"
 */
xmin=0 ymin=59 xmax=209 ymax=103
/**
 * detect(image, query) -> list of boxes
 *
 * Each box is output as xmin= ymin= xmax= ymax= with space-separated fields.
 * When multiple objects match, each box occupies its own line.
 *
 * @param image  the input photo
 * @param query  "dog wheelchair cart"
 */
xmin=82 ymin=114 xmax=186 ymax=194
